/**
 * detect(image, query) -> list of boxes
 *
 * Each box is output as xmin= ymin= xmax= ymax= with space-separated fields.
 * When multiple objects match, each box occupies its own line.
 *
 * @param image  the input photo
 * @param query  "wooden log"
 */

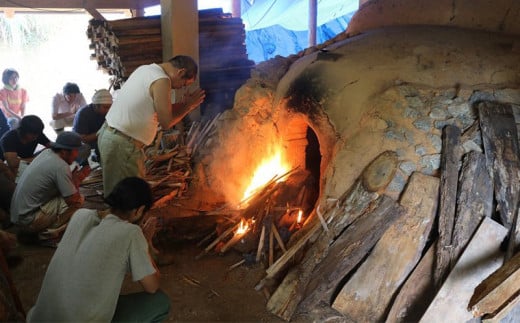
xmin=264 ymin=151 xmax=398 ymax=321
xmin=332 ymin=172 xmax=439 ymax=322
xmin=469 ymin=250 xmax=520 ymax=318
xmin=386 ymin=241 xmax=437 ymax=323
xmin=298 ymin=195 xmax=405 ymax=312
xmin=435 ymin=124 xmax=462 ymax=287
xmin=452 ymin=151 xmax=493 ymax=262
xmin=478 ymin=102 xmax=520 ymax=232
xmin=420 ymin=217 xmax=507 ymax=322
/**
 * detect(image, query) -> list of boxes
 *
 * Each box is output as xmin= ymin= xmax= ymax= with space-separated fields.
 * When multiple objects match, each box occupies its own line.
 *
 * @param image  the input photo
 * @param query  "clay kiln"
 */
xmin=189 ymin=0 xmax=520 ymax=321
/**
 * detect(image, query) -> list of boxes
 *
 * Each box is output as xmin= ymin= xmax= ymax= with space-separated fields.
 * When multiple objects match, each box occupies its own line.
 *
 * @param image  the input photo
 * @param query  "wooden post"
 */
xmin=231 ymin=0 xmax=241 ymax=17
xmin=308 ymin=0 xmax=317 ymax=47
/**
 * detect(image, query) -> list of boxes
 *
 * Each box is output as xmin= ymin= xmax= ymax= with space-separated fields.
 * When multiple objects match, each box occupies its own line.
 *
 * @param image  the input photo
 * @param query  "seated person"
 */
xmin=0 ymin=68 xmax=28 ymax=130
xmin=0 ymin=162 xmax=15 ymax=227
xmin=10 ymin=132 xmax=90 ymax=245
xmin=73 ymin=89 xmax=112 ymax=162
xmin=50 ymin=82 xmax=86 ymax=134
xmin=27 ymin=177 xmax=170 ymax=322
xmin=0 ymin=115 xmax=51 ymax=180
xmin=0 ymin=108 xmax=9 ymax=140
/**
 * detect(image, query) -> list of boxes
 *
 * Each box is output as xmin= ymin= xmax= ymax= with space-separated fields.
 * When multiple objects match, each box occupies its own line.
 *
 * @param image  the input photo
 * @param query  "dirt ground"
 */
xmin=10 ymin=236 xmax=284 ymax=322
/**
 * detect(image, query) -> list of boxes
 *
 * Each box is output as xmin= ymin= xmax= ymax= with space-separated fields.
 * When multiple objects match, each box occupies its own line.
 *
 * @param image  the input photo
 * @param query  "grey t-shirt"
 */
xmin=28 ymin=209 xmax=156 ymax=322
xmin=10 ymin=149 xmax=77 ymax=225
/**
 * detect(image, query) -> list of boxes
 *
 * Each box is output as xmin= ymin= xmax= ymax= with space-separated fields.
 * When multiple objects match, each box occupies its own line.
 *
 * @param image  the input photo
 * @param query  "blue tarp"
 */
xmin=240 ymin=0 xmax=358 ymax=63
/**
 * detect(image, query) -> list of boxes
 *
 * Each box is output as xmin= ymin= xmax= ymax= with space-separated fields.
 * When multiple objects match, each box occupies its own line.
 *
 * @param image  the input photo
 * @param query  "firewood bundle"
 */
xmin=196 ymin=167 xmax=319 ymax=269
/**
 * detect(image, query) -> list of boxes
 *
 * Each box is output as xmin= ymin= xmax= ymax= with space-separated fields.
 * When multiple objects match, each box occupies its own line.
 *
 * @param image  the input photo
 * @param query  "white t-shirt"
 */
xmin=51 ymin=92 xmax=87 ymax=129
xmin=105 ymin=64 xmax=170 ymax=145
xmin=27 ymin=209 xmax=156 ymax=322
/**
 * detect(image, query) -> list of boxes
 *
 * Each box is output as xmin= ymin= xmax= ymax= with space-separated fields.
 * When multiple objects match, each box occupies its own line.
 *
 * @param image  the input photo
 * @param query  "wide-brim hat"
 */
xmin=51 ymin=131 xmax=83 ymax=150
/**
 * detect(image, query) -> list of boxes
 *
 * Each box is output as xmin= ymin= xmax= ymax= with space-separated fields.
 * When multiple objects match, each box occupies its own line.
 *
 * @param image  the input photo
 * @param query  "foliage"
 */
xmin=0 ymin=14 xmax=56 ymax=47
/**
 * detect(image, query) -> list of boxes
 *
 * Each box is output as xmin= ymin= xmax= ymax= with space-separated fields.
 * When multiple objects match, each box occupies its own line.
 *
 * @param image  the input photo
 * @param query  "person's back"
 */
xmin=28 ymin=177 xmax=170 ymax=322
xmin=28 ymin=209 xmax=152 ymax=321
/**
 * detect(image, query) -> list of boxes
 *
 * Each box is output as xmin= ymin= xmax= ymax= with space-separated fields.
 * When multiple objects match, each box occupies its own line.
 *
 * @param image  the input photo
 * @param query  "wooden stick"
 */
xmin=269 ymin=226 xmax=274 ymax=266
xmin=272 ymin=223 xmax=287 ymax=252
xmin=195 ymin=222 xmax=238 ymax=259
xmin=256 ymin=226 xmax=266 ymax=262
xmin=220 ymin=231 xmax=245 ymax=253
xmin=228 ymin=259 xmax=246 ymax=271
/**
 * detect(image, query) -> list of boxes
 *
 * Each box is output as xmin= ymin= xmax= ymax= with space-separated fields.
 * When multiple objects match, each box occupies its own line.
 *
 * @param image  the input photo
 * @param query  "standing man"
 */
xmin=98 ymin=55 xmax=205 ymax=197
xmin=27 ymin=177 xmax=170 ymax=322
xmin=10 ymin=131 xmax=90 ymax=246
xmin=73 ymin=89 xmax=112 ymax=162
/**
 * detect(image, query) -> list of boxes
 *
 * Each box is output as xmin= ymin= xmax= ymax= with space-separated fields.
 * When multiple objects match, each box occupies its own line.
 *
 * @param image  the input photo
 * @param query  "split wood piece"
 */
xmin=420 ymin=217 xmax=507 ymax=322
xmin=332 ymin=172 xmax=439 ymax=322
xmin=256 ymin=226 xmax=266 ymax=262
xmin=469 ymin=250 xmax=520 ymax=318
xmin=269 ymin=225 xmax=274 ymax=266
xmin=482 ymin=296 xmax=520 ymax=323
xmin=452 ymin=151 xmax=493 ymax=262
xmin=478 ymin=102 xmax=520 ymax=238
xmin=228 ymin=259 xmax=246 ymax=271
xmin=220 ymin=230 xmax=246 ymax=253
xmin=151 ymin=188 xmax=179 ymax=209
xmin=256 ymin=151 xmax=398 ymax=292
xmin=434 ymin=124 xmax=462 ymax=288
xmin=271 ymin=223 xmax=287 ymax=253
xmin=299 ymin=195 xmax=405 ymax=313
xmin=386 ymin=242 xmax=437 ymax=323
xmin=195 ymin=222 xmax=239 ymax=260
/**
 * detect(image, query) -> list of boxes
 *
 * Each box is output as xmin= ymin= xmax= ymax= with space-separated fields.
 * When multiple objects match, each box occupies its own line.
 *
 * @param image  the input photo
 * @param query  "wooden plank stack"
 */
xmin=86 ymin=8 xmax=255 ymax=116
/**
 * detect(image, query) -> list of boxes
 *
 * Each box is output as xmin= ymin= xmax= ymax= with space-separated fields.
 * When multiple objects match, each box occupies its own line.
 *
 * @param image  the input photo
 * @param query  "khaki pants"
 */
xmin=24 ymin=197 xmax=76 ymax=236
xmin=98 ymin=124 xmax=145 ymax=198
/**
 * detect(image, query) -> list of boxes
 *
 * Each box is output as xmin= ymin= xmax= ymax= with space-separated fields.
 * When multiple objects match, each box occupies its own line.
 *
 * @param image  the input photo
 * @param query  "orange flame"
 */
xmin=297 ymin=209 xmax=303 ymax=224
xmin=236 ymin=219 xmax=249 ymax=235
xmin=242 ymin=150 xmax=290 ymax=202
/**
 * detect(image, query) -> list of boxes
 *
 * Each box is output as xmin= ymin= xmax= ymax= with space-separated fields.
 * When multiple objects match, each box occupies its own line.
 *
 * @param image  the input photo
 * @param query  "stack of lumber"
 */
xmin=255 ymin=102 xmax=520 ymax=322
xmin=86 ymin=8 xmax=254 ymax=116
xmin=87 ymin=16 xmax=162 ymax=88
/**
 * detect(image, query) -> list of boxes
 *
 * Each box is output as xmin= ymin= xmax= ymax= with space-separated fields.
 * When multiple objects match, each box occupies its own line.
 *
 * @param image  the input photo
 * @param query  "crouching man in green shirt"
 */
xmin=28 ymin=177 xmax=170 ymax=322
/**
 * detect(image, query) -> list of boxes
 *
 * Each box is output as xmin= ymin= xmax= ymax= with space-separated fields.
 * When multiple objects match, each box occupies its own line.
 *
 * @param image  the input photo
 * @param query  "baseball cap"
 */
xmin=51 ymin=131 xmax=83 ymax=150
xmin=91 ymin=89 xmax=113 ymax=105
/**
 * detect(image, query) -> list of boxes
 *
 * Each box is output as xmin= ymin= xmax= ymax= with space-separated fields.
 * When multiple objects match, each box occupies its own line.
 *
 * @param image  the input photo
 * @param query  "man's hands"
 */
xmin=182 ymin=88 xmax=206 ymax=113
xmin=72 ymin=165 xmax=91 ymax=187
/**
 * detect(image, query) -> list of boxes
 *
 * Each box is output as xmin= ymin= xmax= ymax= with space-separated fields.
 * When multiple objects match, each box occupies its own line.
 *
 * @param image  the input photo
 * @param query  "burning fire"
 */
xmin=297 ymin=209 xmax=303 ymax=224
xmin=236 ymin=219 xmax=249 ymax=235
xmin=241 ymin=150 xmax=290 ymax=202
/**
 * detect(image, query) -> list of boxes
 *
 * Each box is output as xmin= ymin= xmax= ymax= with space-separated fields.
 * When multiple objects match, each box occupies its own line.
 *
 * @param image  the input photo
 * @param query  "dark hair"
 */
xmin=18 ymin=115 xmax=44 ymax=136
xmin=2 ymin=68 xmax=19 ymax=85
xmin=168 ymin=55 xmax=198 ymax=80
xmin=63 ymin=82 xmax=80 ymax=95
xmin=105 ymin=177 xmax=153 ymax=212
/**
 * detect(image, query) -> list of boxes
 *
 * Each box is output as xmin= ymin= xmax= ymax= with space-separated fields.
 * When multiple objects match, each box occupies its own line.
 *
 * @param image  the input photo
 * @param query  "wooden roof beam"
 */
xmin=0 ymin=0 xmax=159 ymax=10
